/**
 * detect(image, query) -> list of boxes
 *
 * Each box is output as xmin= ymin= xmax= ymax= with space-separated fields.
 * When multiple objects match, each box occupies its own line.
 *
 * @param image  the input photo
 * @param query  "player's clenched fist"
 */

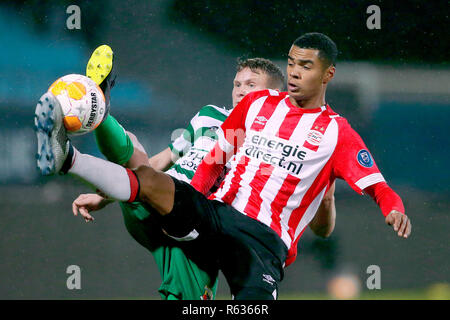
xmin=72 ymin=193 xmax=112 ymax=222
xmin=385 ymin=210 xmax=411 ymax=238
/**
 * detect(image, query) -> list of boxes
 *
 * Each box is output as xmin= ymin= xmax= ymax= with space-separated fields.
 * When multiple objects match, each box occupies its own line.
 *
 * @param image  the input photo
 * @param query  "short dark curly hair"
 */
xmin=293 ymin=33 xmax=338 ymax=68
xmin=236 ymin=57 xmax=285 ymax=90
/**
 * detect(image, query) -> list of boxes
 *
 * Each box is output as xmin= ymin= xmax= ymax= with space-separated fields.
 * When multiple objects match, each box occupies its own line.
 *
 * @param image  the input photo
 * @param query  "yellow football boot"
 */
xmin=86 ymin=44 xmax=113 ymax=86
xmin=86 ymin=44 xmax=116 ymax=120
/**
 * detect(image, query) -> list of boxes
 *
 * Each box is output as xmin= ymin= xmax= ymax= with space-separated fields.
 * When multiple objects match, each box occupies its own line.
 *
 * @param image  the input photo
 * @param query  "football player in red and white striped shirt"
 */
xmin=191 ymin=33 xmax=411 ymax=267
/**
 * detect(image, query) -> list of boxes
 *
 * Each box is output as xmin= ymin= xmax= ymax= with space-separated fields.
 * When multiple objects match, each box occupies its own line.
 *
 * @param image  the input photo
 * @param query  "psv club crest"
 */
xmin=306 ymin=130 xmax=324 ymax=146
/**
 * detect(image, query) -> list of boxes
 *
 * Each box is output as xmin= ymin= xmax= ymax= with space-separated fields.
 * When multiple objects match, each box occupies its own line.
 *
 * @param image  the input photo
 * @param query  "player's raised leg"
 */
xmin=84 ymin=45 xmax=218 ymax=300
xmin=33 ymin=92 xmax=148 ymax=204
xmin=34 ymin=93 xmax=175 ymax=215
xmin=86 ymin=44 xmax=146 ymax=167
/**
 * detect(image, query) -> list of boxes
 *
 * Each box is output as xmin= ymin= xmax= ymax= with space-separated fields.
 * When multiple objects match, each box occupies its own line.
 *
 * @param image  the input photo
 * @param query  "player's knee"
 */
xmin=134 ymin=165 xmax=158 ymax=202
xmin=134 ymin=165 xmax=175 ymax=216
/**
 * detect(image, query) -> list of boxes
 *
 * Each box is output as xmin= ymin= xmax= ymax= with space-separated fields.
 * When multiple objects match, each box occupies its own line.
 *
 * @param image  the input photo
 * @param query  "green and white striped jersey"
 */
xmin=166 ymin=105 xmax=231 ymax=186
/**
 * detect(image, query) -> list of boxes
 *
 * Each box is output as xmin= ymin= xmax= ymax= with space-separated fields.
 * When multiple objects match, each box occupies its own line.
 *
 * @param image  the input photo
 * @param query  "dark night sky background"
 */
xmin=10 ymin=0 xmax=450 ymax=64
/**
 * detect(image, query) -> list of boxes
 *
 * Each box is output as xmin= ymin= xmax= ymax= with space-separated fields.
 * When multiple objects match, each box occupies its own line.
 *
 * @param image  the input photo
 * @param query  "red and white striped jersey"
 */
xmin=193 ymin=89 xmax=385 ymax=267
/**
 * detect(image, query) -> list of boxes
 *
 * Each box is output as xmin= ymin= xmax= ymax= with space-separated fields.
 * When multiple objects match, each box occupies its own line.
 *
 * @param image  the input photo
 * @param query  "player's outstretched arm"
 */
xmin=148 ymin=147 xmax=174 ymax=172
xmin=72 ymin=193 xmax=114 ymax=222
xmin=331 ymin=120 xmax=411 ymax=239
xmin=309 ymin=182 xmax=336 ymax=238
xmin=123 ymin=131 xmax=151 ymax=169
xmin=364 ymin=182 xmax=411 ymax=238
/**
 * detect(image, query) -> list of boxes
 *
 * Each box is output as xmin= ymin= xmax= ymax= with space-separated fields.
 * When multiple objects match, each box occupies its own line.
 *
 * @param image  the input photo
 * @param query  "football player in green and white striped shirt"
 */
xmin=165 ymin=104 xmax=230 ymax=189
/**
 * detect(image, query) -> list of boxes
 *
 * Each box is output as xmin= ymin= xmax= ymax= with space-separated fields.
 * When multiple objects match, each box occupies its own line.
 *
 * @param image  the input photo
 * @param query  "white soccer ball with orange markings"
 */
xmin=47 ymin=74 xmax=106 ymax=136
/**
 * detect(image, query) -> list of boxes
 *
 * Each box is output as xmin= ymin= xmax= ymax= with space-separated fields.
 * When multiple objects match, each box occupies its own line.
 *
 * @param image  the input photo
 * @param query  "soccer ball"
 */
xmin=47 ymin=74 xmax=106 ymax=136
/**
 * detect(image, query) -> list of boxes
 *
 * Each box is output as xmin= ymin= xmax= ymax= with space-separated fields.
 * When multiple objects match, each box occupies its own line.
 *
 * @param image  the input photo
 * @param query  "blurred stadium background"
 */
xmin=0 ymin=0 xmax=448 ymax=299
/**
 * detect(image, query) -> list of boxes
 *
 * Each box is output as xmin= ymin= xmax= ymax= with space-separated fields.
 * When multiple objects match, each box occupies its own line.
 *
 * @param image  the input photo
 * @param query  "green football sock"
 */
xmin=94 ymin=115 xmax=134 ymax=165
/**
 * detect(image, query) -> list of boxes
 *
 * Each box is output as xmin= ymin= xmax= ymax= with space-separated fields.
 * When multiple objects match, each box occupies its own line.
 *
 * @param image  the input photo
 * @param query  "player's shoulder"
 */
xmin=325 ymin=107 xmax=363 ymax=143
xmin=236 ymin=90 xmax=287 ymax=112
xmin=189 ymin=105 xmax=229 ymax=129
xmin=197 ymin=104 xmax=231 ymax=118
xmin=324 ymin=104 xmax=348 ymax=125
xmin=322 ymin=105 xmax=358 ymax=139
xmin=245 ymin=89 xmax=287 ymax=102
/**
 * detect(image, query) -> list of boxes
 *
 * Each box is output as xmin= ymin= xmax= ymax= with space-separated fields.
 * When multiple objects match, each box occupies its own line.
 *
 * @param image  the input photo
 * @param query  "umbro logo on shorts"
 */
xmin=262 ymin=274 xmax=275 ymax=286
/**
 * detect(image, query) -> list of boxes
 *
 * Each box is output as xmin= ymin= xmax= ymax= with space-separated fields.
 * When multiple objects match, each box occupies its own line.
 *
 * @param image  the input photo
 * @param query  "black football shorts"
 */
xmin=160 ymin=176 xmax=288 ymax=300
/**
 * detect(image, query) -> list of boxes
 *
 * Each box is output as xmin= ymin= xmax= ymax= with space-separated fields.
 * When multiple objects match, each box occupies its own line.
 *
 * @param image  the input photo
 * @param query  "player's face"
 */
xmin=286 ymin=45 xmax=331 ymax=103
xmin=232 ymin=67 xmax=271 ymax=107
